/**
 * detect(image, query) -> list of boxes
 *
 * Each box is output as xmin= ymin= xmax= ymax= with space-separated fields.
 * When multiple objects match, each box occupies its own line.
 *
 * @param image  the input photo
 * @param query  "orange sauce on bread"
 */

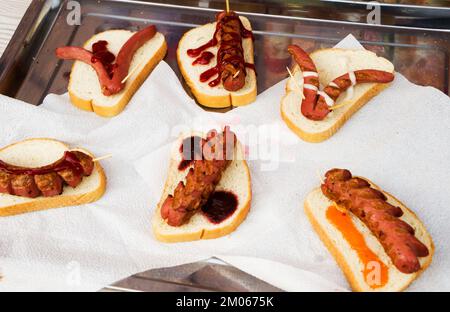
xmin=326 ymin=205 xmax=388 ymax=289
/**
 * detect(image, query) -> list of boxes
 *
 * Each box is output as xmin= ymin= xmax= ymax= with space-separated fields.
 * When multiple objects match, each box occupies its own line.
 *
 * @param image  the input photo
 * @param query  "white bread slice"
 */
xmin=281 ymin=48 xmax=394 ymax=143
xmin=177 ymin=17 xmax=257 ymax=108
xmin=68 ymin=29 xmax=167 ymax=117
xmin=0 ymin=138 xmax=106 ymax=216
xmin=304 ymin=180 xmax=433 ymax=292
xmin=152 ymin=132 xmax=252 ymax=243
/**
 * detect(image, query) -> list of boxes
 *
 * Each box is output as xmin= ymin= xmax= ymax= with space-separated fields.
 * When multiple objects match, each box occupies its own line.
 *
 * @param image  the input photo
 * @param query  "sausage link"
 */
xmin=287 ymin=45 xmax=329 ymax=121
xmin=0 ymin=171 xmax=12 ymax=194
xmin=217 ymin=12 xmax=246 ymax=91
xmin=56 ymin=25 xmax=157 ymax=96
xmin=321 ymin=169 xmax=429 ymax=274
xmin=35 ymin=173 xmax=63 ymax=197
xmin=11 ymin=174 xmax=40 ymax=198
xmin=72 ymin=151 xmax=94 ymax=176
xmin=317 ymin=70 xmax=395 ymax=109
xmin=161 ymin=127 xmax=236 ymax=226
xmin=288 ymin=45 xmax=395 ymax=121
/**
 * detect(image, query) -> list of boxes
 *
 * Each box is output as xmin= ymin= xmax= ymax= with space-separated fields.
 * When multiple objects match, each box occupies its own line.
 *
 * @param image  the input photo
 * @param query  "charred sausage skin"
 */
xmin=161 ymin=126 xmax=236 ymax=226
xmin=321 ymin=169 xmax=429 ymax=274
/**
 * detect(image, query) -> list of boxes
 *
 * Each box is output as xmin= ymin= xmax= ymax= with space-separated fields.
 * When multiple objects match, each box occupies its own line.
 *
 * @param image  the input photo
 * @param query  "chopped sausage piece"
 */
xmin=71 ymin=151 xmax=94 ymax=176
xmin=11 ymin=174 xmax=41 ymax=198
xmin=34 ymin=173 xmax=63 ymax=197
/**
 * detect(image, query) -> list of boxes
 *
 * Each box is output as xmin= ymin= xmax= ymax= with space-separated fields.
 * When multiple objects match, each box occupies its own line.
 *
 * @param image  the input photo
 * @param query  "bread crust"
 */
xmin=68 ymin=33 xmax=167 ymax=117
xmin=176 ymin=18 xmax=256 ymax=108
xmin=304 ymin=179 xmax=434 ymax=292
xmin=0 ymin=138 xmax=106 ymax=216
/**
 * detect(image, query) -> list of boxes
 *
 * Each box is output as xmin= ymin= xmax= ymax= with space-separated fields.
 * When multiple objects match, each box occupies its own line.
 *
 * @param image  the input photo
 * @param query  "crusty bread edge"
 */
xmin=281 ymin=82 xmax=392 ymax=143
xmin=303 ymin=179 xmax=434 ymax=292
xmin=68 ymin=38 xmax=168 ymax=117
xmin=153 ymin=143 xmax=252 ymax=243
xmin=0 ymin=138 xmax=107 ymax=217
xmin=176 ymin=24 xmax=257 ymax=109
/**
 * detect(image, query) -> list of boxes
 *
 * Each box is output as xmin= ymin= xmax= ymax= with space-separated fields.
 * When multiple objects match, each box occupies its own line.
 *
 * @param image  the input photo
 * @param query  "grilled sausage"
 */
xmin=217 ymin=11 xmax=247 ymax=91
xmin=0 ymin=151 xmax=93 ymax=197
xmin=72 ymin=151 xmax=94 ymax=176
xmin=34 ymin=173 xmax=63 ymax=197
xmin=11 ymin=174 xmax=41 ymax=198
xmin=287 ymin=45 xmax=395 ymax=121
xmin=321 ymin=169 xmax=429 ymax=274
xmin=161 ymin=126 xmax=236 ymax=226
xmin=56 ymin=25 xmax=157 ymax=96
xmin=287 ymin=45 xmax=328 ymax=121
xmin=316 ymin=70 xmax=395 ymax=110
xmin=56 ymin=168 xmax=83 ymax=188
xmin=0 ymin=171 xmax=12 ymax=194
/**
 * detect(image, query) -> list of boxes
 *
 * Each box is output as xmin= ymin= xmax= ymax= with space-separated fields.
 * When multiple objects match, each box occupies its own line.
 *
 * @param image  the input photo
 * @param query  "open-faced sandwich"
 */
xmin=304 ymin=168 xmax=433 ymax=291
xmin=281 ymin=45 xmax=395 ymax=142
xmin=56 ymin=25 xmax=167 ymax=117
xmin=153 ymin=126 xmax=252 ymax=242
xmin=177 ymin=11 xmax=257 ymax=108
xmin=0 ymin=138 xmax=106 ymax=216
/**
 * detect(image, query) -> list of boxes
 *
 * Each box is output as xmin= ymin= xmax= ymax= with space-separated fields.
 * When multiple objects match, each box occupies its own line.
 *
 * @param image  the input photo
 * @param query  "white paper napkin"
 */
xmin=0 ymin=35 xmax=449 ymax=292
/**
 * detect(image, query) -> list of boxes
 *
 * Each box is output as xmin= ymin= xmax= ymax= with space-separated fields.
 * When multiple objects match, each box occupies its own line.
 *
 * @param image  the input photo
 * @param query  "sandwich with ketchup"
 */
xmin=56 ymin=25 xmax=167 ymax=117
xmin=305 ymin=169 xmax=433 ymax=291
xmin=153 ymin=126 xmax=251 ymax=242
xmin=0 ymin=138 xmax=106 ymax=216
xmin=177 ymin=10 xmax=257 ymax=108
xmin=281 ymin=45 xmax=395 ymax=142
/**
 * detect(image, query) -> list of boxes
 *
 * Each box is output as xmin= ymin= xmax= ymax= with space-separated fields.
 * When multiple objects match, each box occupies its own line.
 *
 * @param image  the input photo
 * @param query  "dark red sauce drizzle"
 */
xmin=178 ymin=136 xmax=204 ymax=171
xmin=192 ymin=51 xmax=215 ymax=65
xmin=0 ymin=151 xmax=84 ymax=176
xmin=91 ymin=40 xmax=117 ymax=78
xmin=187 ymin=13 xmax=255 ymax=87
xmin=202 ymin=191 xmax=238 ymax=224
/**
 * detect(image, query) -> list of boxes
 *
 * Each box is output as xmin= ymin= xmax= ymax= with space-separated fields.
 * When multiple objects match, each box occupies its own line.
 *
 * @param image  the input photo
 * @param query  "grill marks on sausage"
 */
xmin=321 ymin=169 xmax=429 ymax=274
xmin=287 ymin=44 xmax=395 ymax=121
xmin=187 ymin=11 xmax=255 ymax=92
xmin=161 ymin=126 xmax=236 ymax=227
xmin=0 ymin=151 xmax=94 ymax=198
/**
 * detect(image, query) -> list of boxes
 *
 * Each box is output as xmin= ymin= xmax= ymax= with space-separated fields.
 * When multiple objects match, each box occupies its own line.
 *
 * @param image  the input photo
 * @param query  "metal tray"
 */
xmin=0 ymin=0 xmax=449 ymax=108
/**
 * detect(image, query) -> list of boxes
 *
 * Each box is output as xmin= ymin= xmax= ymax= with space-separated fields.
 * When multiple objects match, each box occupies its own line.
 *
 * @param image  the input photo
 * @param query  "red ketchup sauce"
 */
xmin=0 ymin=151 xmax=84 ymax=176
xmin=178 ymin=136 xmax=203 ymax=171
xmin=91 ymin=40 xmax=117 ymax=78
xmin=187 ymin=13 xmax=255 ymax=87
xmin=192 ymin=51 xmax=215 ymax=65
xmin=201 ymin=191 xmax=238 ymax=224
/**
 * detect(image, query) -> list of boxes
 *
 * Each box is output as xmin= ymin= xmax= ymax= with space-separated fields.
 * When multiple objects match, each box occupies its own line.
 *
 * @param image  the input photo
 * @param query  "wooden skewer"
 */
xmin=226 ymin=0 xmax=230 ymax=12
xmin=232 ymin=70 xmax=240 ymax=79
xmin=121 ymin=61 xmax=144 ymax=84
xmin=329 ymin=102 xmax=349 ymax=111
xmin=93 ymin=154 xmax=113 ymax=162
xmin=316 ymin=169 xmax=324 ymax=184
xmin=286 ymin=66 xmax=305 ymax=100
